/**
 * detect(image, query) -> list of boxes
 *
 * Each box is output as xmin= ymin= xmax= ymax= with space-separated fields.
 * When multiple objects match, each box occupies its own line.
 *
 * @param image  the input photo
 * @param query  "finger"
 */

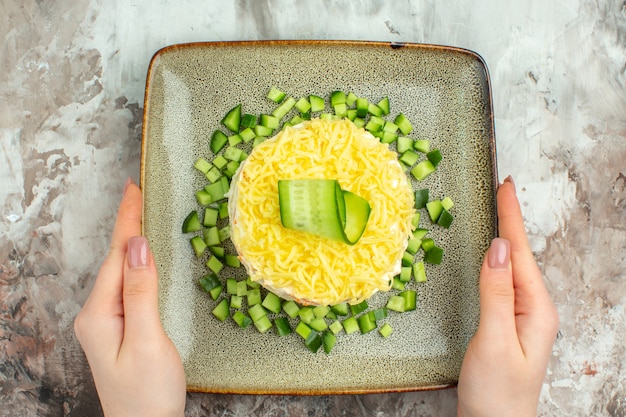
xmin=475 ymin=238 xmax=518 ymax=345
xmin=496 ymin=177 xmax=559 ymax=356
xmin=122 ymin=236 xmax=164 ymax=346
xmin=88 ymin=179 xmax=143 ymax=308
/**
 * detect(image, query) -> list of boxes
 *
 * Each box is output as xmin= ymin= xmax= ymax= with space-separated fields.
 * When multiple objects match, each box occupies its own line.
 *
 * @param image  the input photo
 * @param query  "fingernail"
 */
xmin=503 ymin=175 xmax=515 ymax=191
xmin=128 ymin=236 xmax=149 ymax=269
xmin=123 ymin=177 xmax=134 ymax=195
xmin=487 ymin=238 xmax=510 ymax=269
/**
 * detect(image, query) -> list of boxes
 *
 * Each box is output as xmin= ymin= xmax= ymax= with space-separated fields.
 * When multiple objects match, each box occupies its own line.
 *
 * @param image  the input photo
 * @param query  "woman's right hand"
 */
xmin=457 ymin=177 xmax=559 ymax=417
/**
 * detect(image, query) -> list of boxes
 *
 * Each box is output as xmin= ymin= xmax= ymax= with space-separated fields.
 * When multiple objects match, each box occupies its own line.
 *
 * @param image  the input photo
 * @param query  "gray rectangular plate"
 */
xmin=141 ymin=40 xmax=497 ymax=395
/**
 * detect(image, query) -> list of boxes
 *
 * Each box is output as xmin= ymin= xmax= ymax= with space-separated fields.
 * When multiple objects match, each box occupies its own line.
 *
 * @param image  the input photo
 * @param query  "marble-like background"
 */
xmin=1 ymin=1 xmax=625 ymax=416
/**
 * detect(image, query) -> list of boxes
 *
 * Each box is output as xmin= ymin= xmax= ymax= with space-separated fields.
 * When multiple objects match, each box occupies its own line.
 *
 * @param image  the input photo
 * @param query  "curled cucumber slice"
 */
xmin=278 ymin=179 xmax=371 ymax=245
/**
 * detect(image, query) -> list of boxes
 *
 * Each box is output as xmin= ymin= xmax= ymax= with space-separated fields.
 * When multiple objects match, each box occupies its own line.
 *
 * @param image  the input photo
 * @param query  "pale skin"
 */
xmin=74 ymin=176 xmax=558 ymax=417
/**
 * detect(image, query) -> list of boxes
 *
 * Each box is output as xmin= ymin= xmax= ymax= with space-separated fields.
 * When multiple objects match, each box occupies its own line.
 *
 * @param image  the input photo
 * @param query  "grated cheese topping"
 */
xmin=229 ymin=118 xmax=415 ymax=306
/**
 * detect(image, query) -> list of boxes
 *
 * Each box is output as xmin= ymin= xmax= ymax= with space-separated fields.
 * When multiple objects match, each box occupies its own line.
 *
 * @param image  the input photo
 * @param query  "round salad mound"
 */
xmin=229 ymin=118 xmax=415 ymax=306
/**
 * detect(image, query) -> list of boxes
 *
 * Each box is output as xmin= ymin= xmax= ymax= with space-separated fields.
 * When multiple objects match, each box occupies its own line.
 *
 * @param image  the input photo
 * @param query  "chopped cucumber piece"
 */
xmin=221 ymin=104 xmax=241 ymax=133
xmin=330 ymin=91 xmax=346 ymax=106
xmin=225 ymin=254 xmax=241 ymax=268
xmin=254 ymin=316 xmax=273 ymax=333
xmin=260 ymin=114 xmax=280 ymax=129
xmin=226 ymin=278 xmax=237 ymax=295
xmin=330 ymin=302 xmax=349 ymax=316
xmin=421 ymin=238 xmax=436 ymax=252
xmin=400 ymin=290 xmax=417 ymax=311
xmin=190 ymin=236 xmax=207 ymax=257
xmin=295 ymin=97 xmax=311 ymax=113
xmin=212 ymin=299 xmax=230 ymax=321
xmin=218 ymin=225 xmax=231 ymax=242
xmin=262 ymin=292 xmax=282 ymax=314
xmin=199 ymin=274 xmax=220 ymax=292
xmin=346 ymin=92 xmax=358 ymax=106
xmin=205 ymin=166 xmax=222 ymax=183
xmin=322 ymin=331 xmax=337 ymax=354
xmin=267 ymin=86 xmax=286 ymax=103
xmin=194 ymin=157 xmax=212 ymax=174
xmin=247 ymin=288 xmax=262 ymax=305
xmin=202 ymin=227 xmax=218 ymax=247
xmin=310 ymin=317 xmax=328 ymax=332
xmin=309 ymin=305 xmax=327 ymax=319
xmin=349 ymin=300 xmax=369 ymax=315
xmin=426 ymin=200 xmax=444 ymax=223
xmin=228 ymin=134 xmax=242 ymax=147
xmin=441 ymin=196 xmax=454 ymax=210
xmin=342 ymin=316 xmax=359 ymax=335
xmin=357 ymin=313 xmax=377 ymax=334
xmin=254 ymin=124 xmax=273 ymax=137
xmin=437 ymin=209 xmax=454 ymax=228
xmin=282 ymin=300 xmax=301 ymax=318
xmin=413 ymin=228 xmax=429 ymax=240
xmin=240 ymin=114 xmax=257 ymax=128
xmin=232 ymin=311 xmax=252 ymax=328
xmin=298 ymin=306 xmax=315 ymax=324
xmin=365 ymin=118 xmax=383 ymax=132
xmin=372 ymin=307 xmax=388 ymax=321
xmin=355 ymin=97 xmax=369 ymax=117
xmin=379 ymin=323 xmax=393 ymax=338
xmin=295 ymin=321 xmax=312 ymax=339
xmin=397 ymin=136 xmax=413 ymax=154
xmin=427 ymin=149 xmax=443 ymax=167
xmin=368 ymin=102 xmax=383 ymax=117
xmin=230 ymin=295 xmax=243 ymax=309
xmin=394 ymin=113 xmax=413 ymax=135
xmin=203 ymin=208 xmax=219 ymax=227
xmin=399 ymin=150 xmax=420 ymax=166
xmin=236 ymin=280 xmax=247 ymax=297
xmin=412 ymin=212 xmax=421 ymax=229
xmin=304 ymin=331 xmax=323 ymax=353
xmin=329 ymin=320 xmax=343 ymax=335
xmin=206 ymin=255 xmax=223 ymax=275
xmin=218 ymin=202 xmax=228 ymax=219
xmin=413 ymin=261 xmax=427 ymax=283
xmin=248 ymin=304 xmax=267 ymax=322
xmin=212 ymin=154 xmax=228 ymax=169
xmin=210 ymin=130 xmax=228 ymax=154
xmin=272 ymin=96 xmax=296 ymax=119
xmin=381 ymin=131 xmax=398 ymax=144
xmin=411 ymin=160 xmax=436 ymax=181
xmin=402 ymin=251 xmax=414 ymax=267
xmin=182 ymin=210 xmax=201 ymax=233
xmin=274 ymin=317 xmax=292 ymax=336
xmin=415 ymin=189 xmax=429 ymax=209
xmin=392 ymin=277 xmax=406 ymax=290
xmin=424 ymin=245 xmax=444 ymax=264
xmin=238 ymin=127 xmax=256 ymax=143
xmin=195 ymin=189 xmax=212 ymax=206
xmin=383 ymin=121 xmax=398 ymax=134
xmin=377 ymin=97 xmax=390 ymax=115
xmin=386 ymin=295 xmax=406 ymax=312
xmin=309 ymin=95 xmax=325 ymax=112
xmin=209 ymin=245 xmax=224 ymax=258
xmin=400 ymin=266 xmax=413 ymax=282
xmin=414 ymin=139 xmax=430 ymax=153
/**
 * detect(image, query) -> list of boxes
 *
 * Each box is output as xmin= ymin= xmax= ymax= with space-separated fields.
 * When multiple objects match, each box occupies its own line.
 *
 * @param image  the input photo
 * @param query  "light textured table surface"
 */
xmin=1 ymin=1 xmax=625 ymax=416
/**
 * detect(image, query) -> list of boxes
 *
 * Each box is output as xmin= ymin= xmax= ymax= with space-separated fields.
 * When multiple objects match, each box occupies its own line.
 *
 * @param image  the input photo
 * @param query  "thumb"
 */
xmin=476 ymin=238 xmax=517 ymax=342
xmin=122 ymin=236 xmax=163 ymax=344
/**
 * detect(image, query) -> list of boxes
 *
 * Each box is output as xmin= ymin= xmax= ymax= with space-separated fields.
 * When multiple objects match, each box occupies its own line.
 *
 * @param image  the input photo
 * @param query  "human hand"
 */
xmin=457 ymin=177 xmax=559 ymax=417
xmin=74 ymin=179 xmax=186 ymax=417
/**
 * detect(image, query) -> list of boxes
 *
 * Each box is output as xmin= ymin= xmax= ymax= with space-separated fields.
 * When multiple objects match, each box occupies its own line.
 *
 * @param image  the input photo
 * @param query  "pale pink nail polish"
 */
xmin=128 ymin=236 xmax=149 ymax=268
xmin=488 ymin=238 xmax=510 ymax=269
xmin=123 ymin=177 xmax=134 ymax=195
